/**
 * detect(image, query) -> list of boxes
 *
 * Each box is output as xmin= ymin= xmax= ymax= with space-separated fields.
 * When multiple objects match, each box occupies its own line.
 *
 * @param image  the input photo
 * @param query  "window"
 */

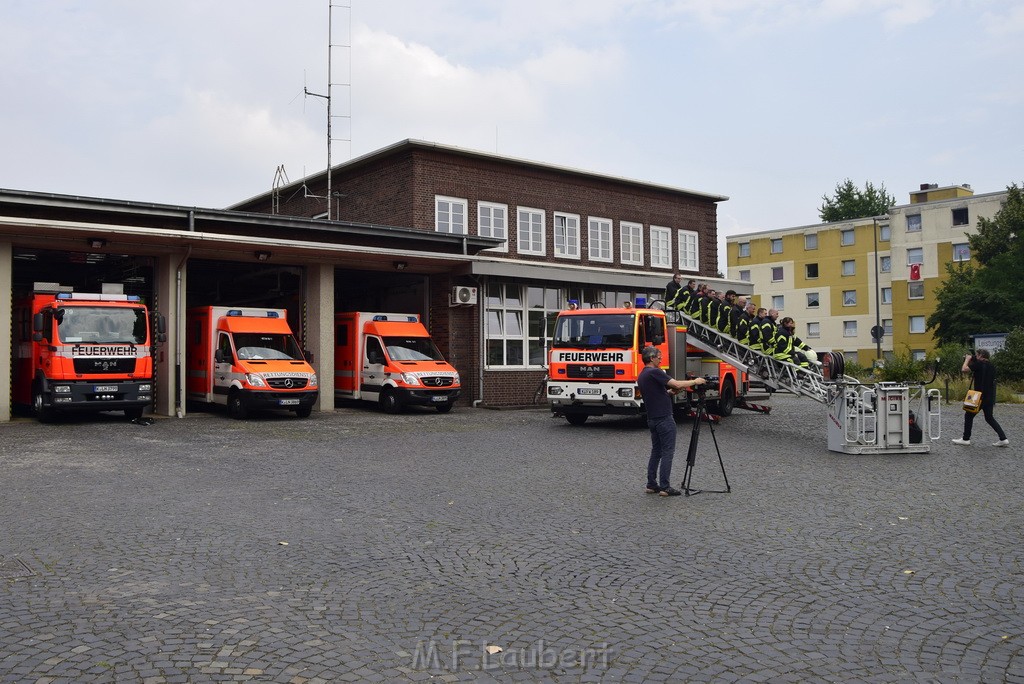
xmin=649 ymin=226 xmax=671 ymax=269
xmin=883 ymin=319 xmax=892 ymax=335
xmin=478 ymin=202 xmax=508 ymax=252
xmin=842 ymin=259 xmax=855 ymax=276
xmin=738 ymin=242 xmax=750 ymax=257
xmin=738 ymin=270 xmax=751 ymax=282
xmin=485 ymin=283 xmax=561 ymax=368
xmin=880 ymin=255 xmax=891 ymax=273
xmin=771 ymin=266 xmax=784 ymax=282
xmin=517 ymin=207 xmax=545 ymax=256
xmin=952 ymin=243 xmax=971 ymax=262
xmin=846 ymin=351 xmax=859 ymax=364
xmin=805 ymin=233 xmax=818 ymax=250
xmin=843 ymin=290 xmax=857 ymax=306
xmin=806 ymin=292 xmax=820 ymax=308
xmin=908 ymin=282 xmax=924 ymax=299
xmin=843 ymin=320 xmax=858 ymax=337
xmin=881 ymin=287 xmax=892 ymax=304
xmin=770 ymin=238 xmax=783 ymax=254
xmin=620 ymin=222 xmax=643 ymax=266
xmin=805 ymin=263 xmax=819 ymax=279
xmin=588 ymin=217 xmax=612 ymax=262
xmin=907 ymin=247 xmax=924 ymax=265
xmin=807 ymin=322 xmax=820 ymax=338
xmin=952 ymin=208 xmax=969 ymax=226
xmin=772 ymin=295 xmax=784 ymax=310
xmin=879 ymin=224 xmax=891 ymax=241
xmin=678 ymin=230 xmax=699 ymax=271
xmin=436 ymin=196 xmax=467 ymax=234
xmin=906 ymin=214 xmax=922 ymax=232
xmin=553 ymin=212 xmax=580 ymax=259
xmin=909 ymin=315 xmax=926 ymax=333
xmin=912 ymin=349 xmax=927 ymax=361
xmin=841 ymin=229 xmax=855 ymax=246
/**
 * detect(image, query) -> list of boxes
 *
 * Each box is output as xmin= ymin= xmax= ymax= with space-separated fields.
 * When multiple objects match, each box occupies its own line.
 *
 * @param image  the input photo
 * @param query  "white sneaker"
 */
xmin=993 ymin=439 xmax=1010 ymax=447
xmin=951 ymin=438 xmax=971 ymax=445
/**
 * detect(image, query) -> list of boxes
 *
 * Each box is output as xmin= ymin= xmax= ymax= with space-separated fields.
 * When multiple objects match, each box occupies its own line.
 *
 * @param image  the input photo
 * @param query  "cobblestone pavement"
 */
xmin=1 ymin=396 xmax=1022 ymax=683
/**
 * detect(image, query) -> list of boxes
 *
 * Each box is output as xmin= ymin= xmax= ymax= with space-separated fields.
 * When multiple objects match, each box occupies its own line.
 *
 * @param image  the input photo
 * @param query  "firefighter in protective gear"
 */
xmin=670 ymin=278 xmax=696 ymax=311
xmin=772 ymin=316 xmax=815 ymax=367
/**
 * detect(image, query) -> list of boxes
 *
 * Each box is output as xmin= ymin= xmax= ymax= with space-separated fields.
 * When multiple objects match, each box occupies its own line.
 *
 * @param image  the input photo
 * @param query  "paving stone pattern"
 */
xmin=0 ymin=397 xmax=1022 ymax=683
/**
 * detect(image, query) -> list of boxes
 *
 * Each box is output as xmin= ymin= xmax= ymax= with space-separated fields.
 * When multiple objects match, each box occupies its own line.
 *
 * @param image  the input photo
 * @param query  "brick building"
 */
xmin=233 ymin=139 xmax=737 ymax=406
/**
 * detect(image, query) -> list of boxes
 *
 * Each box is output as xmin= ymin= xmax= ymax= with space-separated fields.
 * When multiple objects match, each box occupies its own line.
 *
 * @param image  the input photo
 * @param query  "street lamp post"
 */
xmin=872 ymin=215 xmax=888 ymax=363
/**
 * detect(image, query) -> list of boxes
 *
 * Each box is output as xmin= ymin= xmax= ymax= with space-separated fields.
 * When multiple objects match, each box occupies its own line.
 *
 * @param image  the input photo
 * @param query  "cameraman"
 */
xmin=638 ymin=346 xmax=706 ymax=497
xmin=952 ymin=349 xmax=1009 ymax=447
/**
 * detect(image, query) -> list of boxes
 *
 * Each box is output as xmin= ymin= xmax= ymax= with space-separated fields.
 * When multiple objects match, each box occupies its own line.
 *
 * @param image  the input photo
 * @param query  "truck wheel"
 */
xmin=565 ymin=413 xmax=588 ymax=426
xmin=227 ymin=390 xmax=248 ymax=419
xmin=716 ymin=377 xmax=736 ymax=417
xmin=124 ymin=407 xmax=144 ymax=421
xmin=380 ymin=388 xmax=403 ymax=414
xmin=435 ymin=402 xmax=454 ymax=414
xmin=33 ymin=389 xmax=55 ymax=423
xmin=294 ymin=405 xmax=313 ymax=418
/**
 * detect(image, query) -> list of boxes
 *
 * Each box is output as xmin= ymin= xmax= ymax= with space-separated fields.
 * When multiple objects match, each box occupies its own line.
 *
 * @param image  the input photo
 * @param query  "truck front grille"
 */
xmin=72 ymin=358 xmax=137 ymax=374
xmin=420 ymin=376 xmax=454 ymax=387
xmin=266 ymin=377 xmax=309 ymax=390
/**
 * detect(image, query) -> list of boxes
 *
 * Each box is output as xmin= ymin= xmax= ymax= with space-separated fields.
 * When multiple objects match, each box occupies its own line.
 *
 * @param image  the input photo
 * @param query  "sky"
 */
xmin=2 ymin=0 xmax=1022 ymax=268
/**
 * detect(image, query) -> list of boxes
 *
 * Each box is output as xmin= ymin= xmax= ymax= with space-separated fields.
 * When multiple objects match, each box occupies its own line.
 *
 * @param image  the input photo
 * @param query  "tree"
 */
xmin=928 ymin=184 xmax=1024 ymax=345
xmin=818 ymin=179 xmax=895 ymax=222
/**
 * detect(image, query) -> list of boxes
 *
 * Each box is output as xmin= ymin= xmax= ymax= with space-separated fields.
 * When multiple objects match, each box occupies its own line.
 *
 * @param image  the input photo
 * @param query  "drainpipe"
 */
xmin=472 ymin=274 xmax=486 ymax=407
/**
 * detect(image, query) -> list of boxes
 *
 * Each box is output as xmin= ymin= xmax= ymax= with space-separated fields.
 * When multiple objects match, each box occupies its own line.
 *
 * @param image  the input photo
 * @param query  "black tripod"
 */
xmin=681 ymin=390 xmax=731 ymax=496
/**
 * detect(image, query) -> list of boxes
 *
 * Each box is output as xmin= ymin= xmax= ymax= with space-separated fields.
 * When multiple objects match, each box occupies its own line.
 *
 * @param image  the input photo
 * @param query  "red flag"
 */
xmin=910 ymin=263 xmax=921 ymax=281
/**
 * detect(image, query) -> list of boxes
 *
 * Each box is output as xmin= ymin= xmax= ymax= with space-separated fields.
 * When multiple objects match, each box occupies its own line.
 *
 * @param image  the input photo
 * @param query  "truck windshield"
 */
xmin=384 ymin=336 xmax=444 ymax=362
xmin=234 ymin=333 xmax=304 ymax=361
xmin=55 ymin=306 xmax=148 ymax=344
xmin=551 ymin=313 xmax=635 ymax=349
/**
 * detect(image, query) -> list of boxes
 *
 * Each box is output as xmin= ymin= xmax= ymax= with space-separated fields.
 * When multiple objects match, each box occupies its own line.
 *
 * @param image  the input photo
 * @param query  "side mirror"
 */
xmin=156 ymin=314 xmax=167 ymax=335
xmin=304 ymin=349 xmax=314 ymax=364
xmin=32 ymin=312 xmax=44 ymax=333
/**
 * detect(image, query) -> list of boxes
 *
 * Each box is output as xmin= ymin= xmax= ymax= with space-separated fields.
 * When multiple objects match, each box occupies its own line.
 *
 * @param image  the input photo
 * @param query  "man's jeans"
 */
xmin=646 ymin=414 xmax=677 ymax=490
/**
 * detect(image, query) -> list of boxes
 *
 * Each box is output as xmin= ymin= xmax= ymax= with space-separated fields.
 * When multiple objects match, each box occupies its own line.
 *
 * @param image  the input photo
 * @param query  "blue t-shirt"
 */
xmin=637 ymin=366 xmax=673 ymax=419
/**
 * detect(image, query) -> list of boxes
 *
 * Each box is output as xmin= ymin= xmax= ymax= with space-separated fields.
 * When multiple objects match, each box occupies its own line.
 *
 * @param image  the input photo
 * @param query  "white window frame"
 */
xmin=843 ymin=320 xmax=858 ymax=337
xmin=620 ymin=221 xmax=644 ymax=266
xmin=772 ymin=295 xmax=785 ymax=310
xmin=807 ymin=322 xmax=820 ymax=338
xmin=771 ymin=266 xmax=784 ymax=282
xmin=880 ymin=255 xmax=891 ymax=273
xmin=907 ymin=214 xmax=922 ymax=232
xmin=435 ymin=195 xmax=467 ymax=235
xmin=649 ymin=225 xmax=672 ymax=269
xmin=517 ymin=207 xmax=546 ymax=256
xmin=842 ymin=259 xmax=856 ymax=276
xmin=879 ymin=224 xmax=891 ymax=241
xmin=843 ymin=290 xmax=857 ymax=306
xmin=805 ymin=263 xmax=819 ymax=279
xmin=478 ymin=201 xmax=508 ymax=253
xmin=678 ymin=230 xmax=699 ymax=272
xmin=909 ymin=316 xmax=926 ymax=334
xmin=805 ymin=233 xmax=818 ymax=250
xmin=806 ymin=292 xmax=820 ymax=308
xmin=738 ymin=270 xmax=751 ymax=282
xmin=881 ymin=287 xmax=892 ymax=305
xmin=883 ymin=319 xmax=892 ymax=335
xmin=553 ymin=212 xmax=580 ymax=260
xmin=952 ymin=243 xmax=970 ymax=262
xmin=841 ymin=229 xmax=855 ymax=246
xmin=738 ymin=242 xmax=750 ymax=258
xmin=907 ymin=247 xmax=924 ymax=265
xmin=952 ymin=208 xmax=969 ymax=226
xmin=770 ymin=238 xmax=783 ymax=254
xmin=588 ymin=217 xmax=612 ymax=263
xmin=908 ymin=282 xmax=925 ymax=300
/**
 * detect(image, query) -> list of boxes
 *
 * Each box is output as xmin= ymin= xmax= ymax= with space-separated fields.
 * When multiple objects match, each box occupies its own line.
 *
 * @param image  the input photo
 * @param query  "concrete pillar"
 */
xmin=153 ymin=252 xmax=184 ymax=418
xmin=304 ymin=264 xmax=335 ymax=412
xmin=0 ymin=241 xmax=12 ymax=422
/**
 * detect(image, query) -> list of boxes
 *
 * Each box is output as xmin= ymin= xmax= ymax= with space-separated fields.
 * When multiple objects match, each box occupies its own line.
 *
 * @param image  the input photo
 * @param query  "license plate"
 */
xmin=94 ymin=385 xmax=117 ymax=392
xmin=279 ymin=398 xmax=300 ymax=406
xmin=577 ymin=387 xmax=602 ymax=396
xmin=431 ymin=395 xmax=447 ymax=403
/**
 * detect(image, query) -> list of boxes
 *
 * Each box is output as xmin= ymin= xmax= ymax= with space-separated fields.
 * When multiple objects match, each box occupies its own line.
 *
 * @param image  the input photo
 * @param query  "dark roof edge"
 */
xmin=229 ymin=139 xmax=730 ymax=208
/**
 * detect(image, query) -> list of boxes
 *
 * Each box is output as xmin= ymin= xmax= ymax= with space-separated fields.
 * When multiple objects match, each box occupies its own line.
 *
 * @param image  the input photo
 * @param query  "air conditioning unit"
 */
xmin=451 ymin=286 xmax=478 ymax=306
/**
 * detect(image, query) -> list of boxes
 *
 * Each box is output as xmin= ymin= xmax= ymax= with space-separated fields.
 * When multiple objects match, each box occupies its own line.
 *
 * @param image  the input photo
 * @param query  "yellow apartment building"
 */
xmin=727 ymin=183 xmax=1007 ymax=367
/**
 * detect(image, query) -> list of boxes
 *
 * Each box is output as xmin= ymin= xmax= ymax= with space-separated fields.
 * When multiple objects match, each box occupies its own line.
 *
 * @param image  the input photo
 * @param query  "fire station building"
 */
xmin=0 ymin=139 xmax=740 ymax=421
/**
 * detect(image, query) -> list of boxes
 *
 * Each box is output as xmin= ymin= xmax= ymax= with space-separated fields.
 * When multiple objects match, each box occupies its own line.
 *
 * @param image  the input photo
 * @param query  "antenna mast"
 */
xmin=303 ymin=1 xmax=351 ymax=221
